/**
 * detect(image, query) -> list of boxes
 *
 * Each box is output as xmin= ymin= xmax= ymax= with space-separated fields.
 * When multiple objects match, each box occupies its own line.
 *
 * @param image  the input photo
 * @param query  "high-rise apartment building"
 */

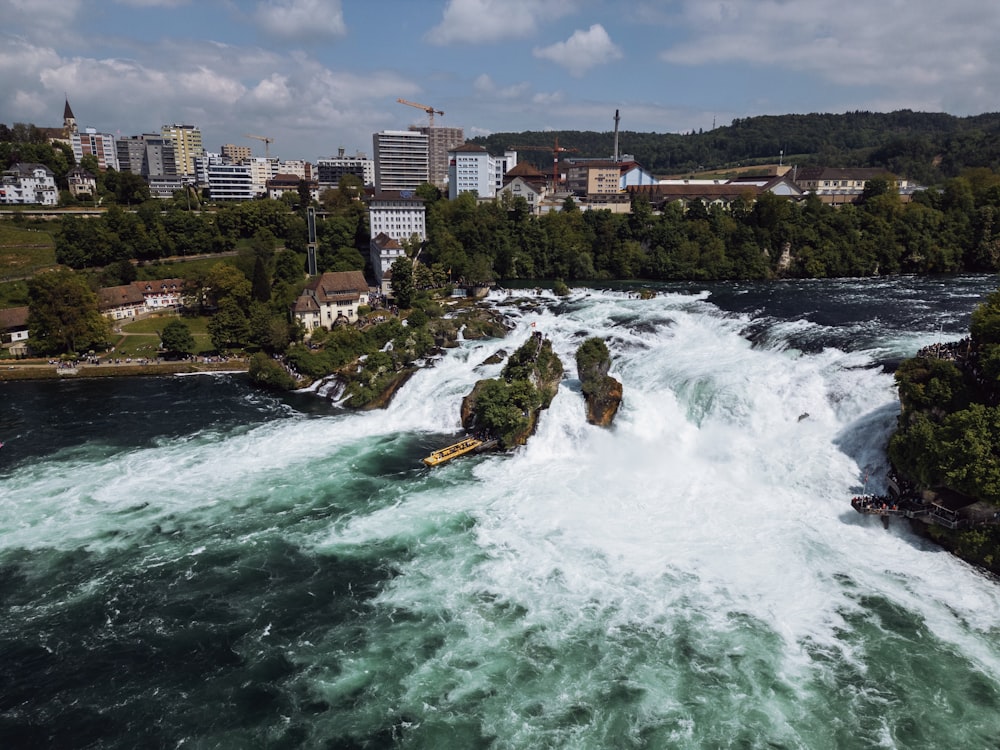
xmin=161 ymin=124 xmax=204 ymax=176
xmin=72 ymin=128 xmax=118 ymax=171
xmin=373 ymin=130 xmax=428 ymax=192
xmin=412 ymin=126 xmax=464 ymax=188
xmin=116 ymin=135 xmax=177 ymax=178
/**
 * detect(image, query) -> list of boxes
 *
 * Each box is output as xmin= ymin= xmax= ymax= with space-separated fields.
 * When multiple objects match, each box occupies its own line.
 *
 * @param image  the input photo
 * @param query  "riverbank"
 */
xmin=0 ymin=358 xmax=247 ymax=381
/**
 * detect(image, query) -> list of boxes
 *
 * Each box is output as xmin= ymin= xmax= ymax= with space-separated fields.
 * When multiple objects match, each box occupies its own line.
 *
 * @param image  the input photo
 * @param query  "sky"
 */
xmin=2 ymin=0 xmax=1000 ymax=163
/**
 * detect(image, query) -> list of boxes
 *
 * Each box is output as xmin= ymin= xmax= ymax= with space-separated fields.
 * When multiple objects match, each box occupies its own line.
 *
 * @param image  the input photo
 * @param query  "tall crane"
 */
xmin=244 ymin=134 xmax=274 ymax=159
xmin=397 ymin=98 xmax=444 ymax=128
xmin=508 ymin=136 xmax=579 ymax=186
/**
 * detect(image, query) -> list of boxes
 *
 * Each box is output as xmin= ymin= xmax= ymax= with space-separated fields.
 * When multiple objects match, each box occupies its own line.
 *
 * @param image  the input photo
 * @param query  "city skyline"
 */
xmin=2 ymin=0 xmax=999 ymax=162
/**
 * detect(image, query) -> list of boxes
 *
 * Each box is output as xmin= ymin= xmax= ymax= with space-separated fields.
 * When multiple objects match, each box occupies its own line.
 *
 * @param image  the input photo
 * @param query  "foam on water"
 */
xmin=305 ymin=288 xmax=1000 ymax=745
xmin=5 ymin=282 xmax=1000 ymax=747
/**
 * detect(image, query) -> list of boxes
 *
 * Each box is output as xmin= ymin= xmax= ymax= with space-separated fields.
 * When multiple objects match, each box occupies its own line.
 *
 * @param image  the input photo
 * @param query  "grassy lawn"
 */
xmin=135 ymin=256 xmax=240 ymax=281
xmin=115 ymin=313 xmax=214 ymax=356
xmin=0 ymin=279 xmax=29 ymax=308
xmin=0 ymin=224 xmax=57 ymax=281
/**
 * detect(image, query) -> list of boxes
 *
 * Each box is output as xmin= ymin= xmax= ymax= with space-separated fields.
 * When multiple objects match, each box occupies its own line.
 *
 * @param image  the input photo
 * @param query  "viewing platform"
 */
xmin=851 ymin=493 xmax=997 ymax=530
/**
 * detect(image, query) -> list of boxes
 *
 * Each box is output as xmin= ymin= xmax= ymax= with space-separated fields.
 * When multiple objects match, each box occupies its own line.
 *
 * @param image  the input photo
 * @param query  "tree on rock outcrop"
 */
xmin=575 ymin=337 xmax=622 ymax=427
xmin=462 ymin=332 xmax=563 ymax=448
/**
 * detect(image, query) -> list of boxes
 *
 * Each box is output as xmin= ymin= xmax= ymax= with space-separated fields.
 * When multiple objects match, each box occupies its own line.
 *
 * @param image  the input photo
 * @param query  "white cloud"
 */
xmin=252 ymin=0 xmax=347 ymax=41
xmin=533 ymin=24 xmax=622 ymax=75
xmin=473 ymin=73 xmax=530 ymax=99
xmin=657 ymin=0 xmax=1000 ymax=113
xmin=426 ymin=0 xmax=576 ymax=45
xmin=0 ymin=0 xmax=82 ymax=41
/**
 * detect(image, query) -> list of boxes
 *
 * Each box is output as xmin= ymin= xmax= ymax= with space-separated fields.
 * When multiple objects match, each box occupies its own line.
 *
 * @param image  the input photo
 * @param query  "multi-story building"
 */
xmin=316 ymin=149 xmax=374 ymax=188
xmin=0 ymin=163 xmax=58 ymax=205
xmin=565 ymin=160 xmax=624 ymax=197
xmin=411 ymin=125 xmax=464 ymax=188
xmin=116 ymin=134 xmax=178 ymax=179
xmin=292 ymin=271 xmax=370 ymax=333
xmin=373 ymin=130 xmax=428 ymax=192
xmin=66 ymin=166 xmax=97 ymax=200
xmin=221 ymin=144 xmax=252 ymax=163
xmin=195 ymin=154 xmax=254 ymax=201
xmin=161 ymin=124 xmax=204 ymax=176
xmin=498 ymin=161 xmax=548 ymax=214
xmin=367 ymin=190 xmax=427 ymax=243
xmin=247 ymin=157 xmax=279 ymax=197
xmin=369 ymin=233 xmax=406 ymax=293
xmin=72 ymin=128 xmax=118 ymax=171
xmin=793 ymin=167 xmax=918 ymax=205
xmin=278 ymin=160 xmax=313 ymax=181
xmin=447 ymin=143 xmax=517 ymax=200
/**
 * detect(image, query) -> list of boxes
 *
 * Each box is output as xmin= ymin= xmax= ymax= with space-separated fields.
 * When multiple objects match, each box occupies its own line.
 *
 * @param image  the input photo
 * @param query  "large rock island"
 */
xmin=461 ymin=331 xmax=563 ymax=449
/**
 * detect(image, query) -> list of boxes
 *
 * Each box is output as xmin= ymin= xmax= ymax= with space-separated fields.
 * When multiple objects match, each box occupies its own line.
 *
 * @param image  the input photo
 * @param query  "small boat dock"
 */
xmin=422 ymin=437 xmax=495 ymax=467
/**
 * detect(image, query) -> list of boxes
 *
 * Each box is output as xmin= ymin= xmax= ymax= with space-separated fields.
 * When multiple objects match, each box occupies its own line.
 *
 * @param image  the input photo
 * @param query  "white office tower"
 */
xmin=373 ymin=130 xmax=428 ymax=192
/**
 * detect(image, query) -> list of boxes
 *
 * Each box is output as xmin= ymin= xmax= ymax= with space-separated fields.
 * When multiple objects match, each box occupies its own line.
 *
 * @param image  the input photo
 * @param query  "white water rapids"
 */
xmin=3 ymin=283 xmax=1000 ymax=748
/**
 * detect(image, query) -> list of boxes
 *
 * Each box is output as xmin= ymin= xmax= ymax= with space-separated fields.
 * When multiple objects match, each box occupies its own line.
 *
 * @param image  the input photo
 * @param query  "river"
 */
xmin=2 ymin=275 xmax=999 ymax=748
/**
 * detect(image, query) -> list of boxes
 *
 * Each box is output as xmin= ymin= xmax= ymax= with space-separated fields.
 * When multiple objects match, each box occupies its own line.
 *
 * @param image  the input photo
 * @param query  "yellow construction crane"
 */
xmin=397 ymin=98 xmax=444 ymax=128
xmin=244 ymin=134 xmax=274 ymax=159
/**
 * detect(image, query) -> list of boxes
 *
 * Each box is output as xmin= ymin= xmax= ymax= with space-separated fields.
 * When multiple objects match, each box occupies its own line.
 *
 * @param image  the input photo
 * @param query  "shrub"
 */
xmin=248 ymin=352 xmax=297 ymax=390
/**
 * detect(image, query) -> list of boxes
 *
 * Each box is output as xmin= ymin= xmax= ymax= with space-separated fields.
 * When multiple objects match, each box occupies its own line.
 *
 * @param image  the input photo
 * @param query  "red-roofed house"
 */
xmin=292 ymin=270 xmax=370 ymax=333
xmin=98 ymin=284 xmax=146 ymax=321
xmin=133 ymin=278 xmax=186 ymax=309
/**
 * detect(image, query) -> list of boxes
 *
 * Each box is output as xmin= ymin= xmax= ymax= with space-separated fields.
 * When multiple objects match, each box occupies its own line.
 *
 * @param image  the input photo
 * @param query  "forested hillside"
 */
xmin=473 ymin=110 xmax=1000 ymax=185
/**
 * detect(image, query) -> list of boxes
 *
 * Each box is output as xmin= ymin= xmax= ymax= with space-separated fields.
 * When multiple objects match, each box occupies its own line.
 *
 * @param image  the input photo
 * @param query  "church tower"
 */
xmin=63 ymin=97 xmax=78 ymax=136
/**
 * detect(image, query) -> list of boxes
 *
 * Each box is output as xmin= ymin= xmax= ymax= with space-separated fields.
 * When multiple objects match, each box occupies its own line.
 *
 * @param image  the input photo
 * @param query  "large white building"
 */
xmin=447 ymin=143 xmax=517 ymax=200
xmin=367 ymin=190 xmax=426 ymax=243
xmin=0 ymin=163 xmax=58 ymax=205
xmin=195 ymin=153 xmax=254 ymax=201
xmin=373 ymin=130 xmax=428 ymax=192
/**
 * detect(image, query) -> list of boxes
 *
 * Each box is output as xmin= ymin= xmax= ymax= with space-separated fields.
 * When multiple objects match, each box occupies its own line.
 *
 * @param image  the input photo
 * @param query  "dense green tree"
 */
xmin=274 ymin=249 xmax=305 ymax=286
xmin=203 ymin=262 xmax=251 ymax=309
xmin=27 ymin=269 xmax=110 ymax=354
xmin=159 ymin=319 xmax=195 ymax=357
xmin=390 ymin=256 xmax=414 ymax=308
xmin=208 ymin=297 xmax=251 ymax=351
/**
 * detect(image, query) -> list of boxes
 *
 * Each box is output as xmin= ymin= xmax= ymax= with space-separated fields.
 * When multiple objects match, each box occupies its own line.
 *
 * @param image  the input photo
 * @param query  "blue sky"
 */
xmin=2 ymin=0 xmax=999 ymax=162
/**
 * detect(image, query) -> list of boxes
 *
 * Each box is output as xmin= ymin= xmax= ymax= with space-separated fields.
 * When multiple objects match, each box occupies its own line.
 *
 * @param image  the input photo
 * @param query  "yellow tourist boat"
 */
xmin=422 ymin=437 xmax=484 ymax=467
